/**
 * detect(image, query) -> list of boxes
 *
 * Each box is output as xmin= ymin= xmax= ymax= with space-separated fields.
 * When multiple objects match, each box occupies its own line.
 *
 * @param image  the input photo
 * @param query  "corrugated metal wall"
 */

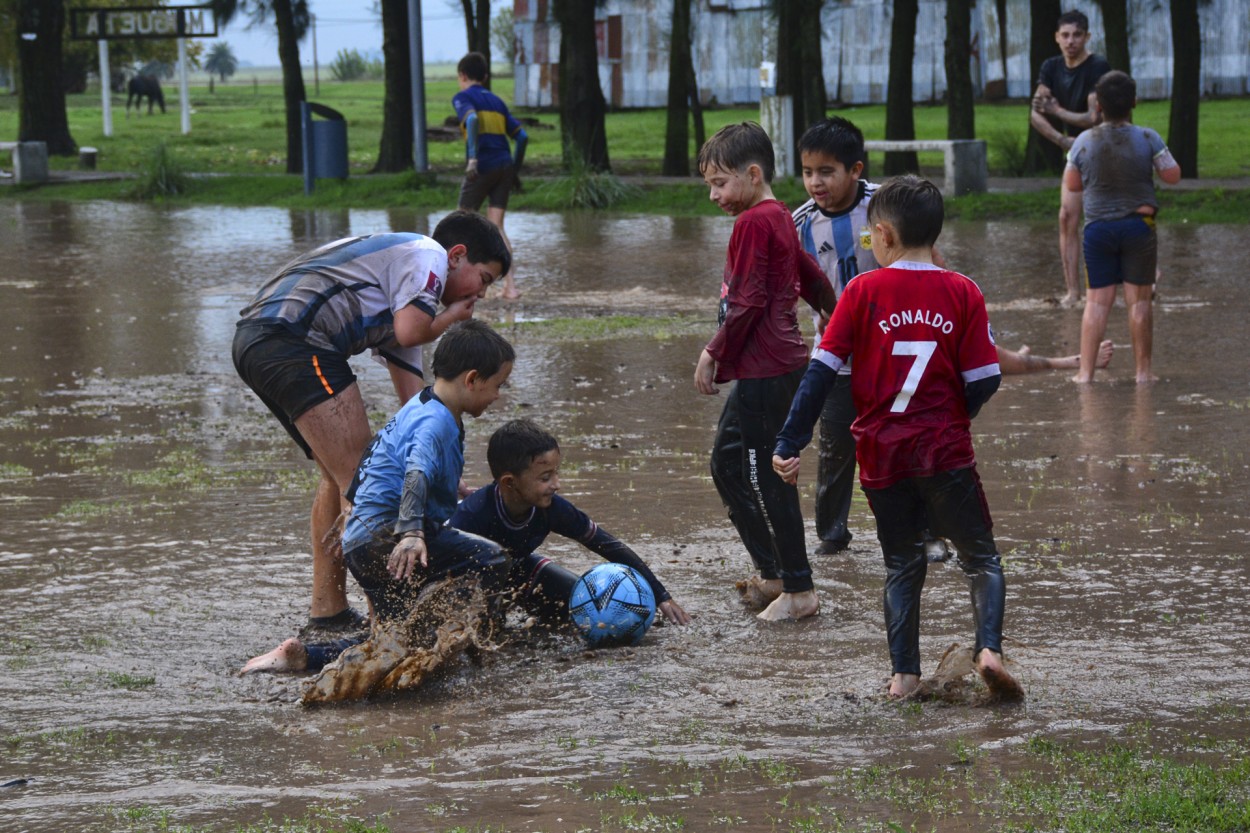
xmin=512 ymin=0 xmax=1247 ymax=108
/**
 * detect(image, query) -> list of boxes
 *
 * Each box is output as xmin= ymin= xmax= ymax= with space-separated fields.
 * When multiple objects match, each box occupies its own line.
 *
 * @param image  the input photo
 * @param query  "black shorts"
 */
xmin=459 ymin=163 xmax=515 ymax=211
xmin=232 ymin=320 xmax=358 ymax=458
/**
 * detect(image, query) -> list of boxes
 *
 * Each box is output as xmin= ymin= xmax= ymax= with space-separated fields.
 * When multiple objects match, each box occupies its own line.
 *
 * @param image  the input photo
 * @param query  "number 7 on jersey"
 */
xmin=890 ymin=341 xmax=937 ymax=413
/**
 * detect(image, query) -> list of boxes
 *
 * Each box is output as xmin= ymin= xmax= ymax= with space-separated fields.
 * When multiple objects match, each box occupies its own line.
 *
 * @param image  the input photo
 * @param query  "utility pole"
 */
xmin=407 ymin=0 xmax=428 ymax=172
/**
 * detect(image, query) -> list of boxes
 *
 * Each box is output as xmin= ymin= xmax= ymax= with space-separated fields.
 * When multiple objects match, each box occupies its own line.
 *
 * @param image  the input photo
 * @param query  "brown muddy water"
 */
xmin=0 ymin=201 xmax=1247 ymax=832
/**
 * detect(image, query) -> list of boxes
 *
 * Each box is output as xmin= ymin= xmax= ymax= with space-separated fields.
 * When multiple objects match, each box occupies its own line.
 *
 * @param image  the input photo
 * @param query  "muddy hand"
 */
xmin=659 ymin=599 xmax=692 ymax=626
xmin=388 ymin=536 xmax=427 ymax=581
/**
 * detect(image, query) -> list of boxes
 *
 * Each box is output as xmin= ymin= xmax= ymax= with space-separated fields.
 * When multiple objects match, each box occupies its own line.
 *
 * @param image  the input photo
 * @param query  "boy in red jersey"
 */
xmin=772 ymin=175 xmax=1023 ymax=701
xmin=694 ymin=122 xmax=834 ymax=622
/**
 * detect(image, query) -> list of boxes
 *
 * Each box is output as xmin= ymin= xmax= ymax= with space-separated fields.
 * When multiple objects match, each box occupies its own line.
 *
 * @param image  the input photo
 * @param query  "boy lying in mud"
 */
xmin=242 ymin=320 xmax=515 ymax=701
xmin=244 ymin=415 xmax=692 ymax=692
xmin=449 ymin=418 xmax=690 ymax=628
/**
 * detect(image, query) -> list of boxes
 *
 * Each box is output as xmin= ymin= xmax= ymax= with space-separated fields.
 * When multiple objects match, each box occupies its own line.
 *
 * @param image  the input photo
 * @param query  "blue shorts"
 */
xmin=1083 ymin=214 xmax=1157 ymax=290
xmin=232 ymin=320 xmax=358 ymax=458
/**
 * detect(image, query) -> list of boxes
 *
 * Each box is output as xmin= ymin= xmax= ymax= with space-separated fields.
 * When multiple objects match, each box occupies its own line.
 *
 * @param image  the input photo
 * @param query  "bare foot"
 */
xmin=757 ymin=589 xmax=819 ymax=621
xmin=888 ymin=672 xmax=921 ymax=699
xmin=735 ymin=576 xmax=783 ymax=610
xmin=1095 ymin=339 xmax=1114 ymax=369
xmin=1059 ymin=293 xmax=1081 ymax=309
xmin=501 ymin=279 xmax=522 ymax=300
xmin=241 ymin=638 xmax=308 ymax=675
xmin=1136 ymin=372 xmax=1159 ymax=385
xmin=974 ymin=649 xmax=1025 ymax=703
xmin=1071 ymin=373 xmax=1093 ymax=384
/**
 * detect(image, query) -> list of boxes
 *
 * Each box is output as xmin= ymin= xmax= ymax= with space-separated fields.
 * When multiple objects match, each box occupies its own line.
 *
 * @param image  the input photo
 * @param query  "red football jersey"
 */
xmin=815 ymin=261 xmax=1000 ymax=488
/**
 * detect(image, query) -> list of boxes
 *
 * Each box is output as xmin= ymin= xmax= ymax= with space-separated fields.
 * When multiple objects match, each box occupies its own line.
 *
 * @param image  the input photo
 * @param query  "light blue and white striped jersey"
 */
xmin=793 ymin=180 xmax=879 ymax=369
xmin=239 ymin=232 xmax=449 ymax=376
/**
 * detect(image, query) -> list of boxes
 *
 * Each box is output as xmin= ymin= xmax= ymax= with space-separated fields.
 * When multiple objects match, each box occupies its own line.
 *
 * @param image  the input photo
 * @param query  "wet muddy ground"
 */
xmin=1 ymin=201 xmax=1248 ymax=831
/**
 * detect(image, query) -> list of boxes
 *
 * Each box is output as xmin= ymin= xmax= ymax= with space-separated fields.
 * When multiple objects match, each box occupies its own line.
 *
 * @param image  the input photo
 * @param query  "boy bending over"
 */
xmin=693 ymin=122 xmax=835 ymax=622
xmin=233 ymin=211 xmax=509 ymax=637
xmin=451 ymin=419 xmax=691 ymax=627
xmin=243 ymin=320 xmax=515 ymax=675
xmin=773 ymin=176 xmax=1023 ymax=702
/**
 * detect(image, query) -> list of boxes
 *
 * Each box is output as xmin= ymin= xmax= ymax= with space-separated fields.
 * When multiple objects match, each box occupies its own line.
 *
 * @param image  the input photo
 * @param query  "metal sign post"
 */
xmin=70 ymin=6 xmax=218 ymax=136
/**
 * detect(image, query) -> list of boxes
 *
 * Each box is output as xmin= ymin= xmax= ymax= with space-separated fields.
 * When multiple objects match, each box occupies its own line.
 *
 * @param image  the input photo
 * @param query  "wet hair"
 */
xmin=1095 ymin=70 xmax=1135 ymax=120
xmin=697 ymin=122 xmax=775 ymax=183
xmin=1057 ymin=10 xmax=1089 ymax=32
xmin=432 ymin=209 xmax=512 ymax=276
xmin=487 ymin=418 xmax=561 ymax=480
xmin=457 ymin=52 xmax=488 ymax=83
xmin=866 ymin=175 xmax=944 ymax=249
xmin=430 ymin=319 xmax=515 ymax=381
xmin=798 ymin=116 xmax=866 ymax=170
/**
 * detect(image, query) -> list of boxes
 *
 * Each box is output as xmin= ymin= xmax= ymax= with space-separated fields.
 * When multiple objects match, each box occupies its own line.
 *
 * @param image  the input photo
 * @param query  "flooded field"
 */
xmin=1 ymin=201 xmax=1248 ymax=832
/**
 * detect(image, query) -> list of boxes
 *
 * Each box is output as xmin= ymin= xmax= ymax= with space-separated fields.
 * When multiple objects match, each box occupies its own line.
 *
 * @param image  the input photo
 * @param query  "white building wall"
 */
xmin=511 ymin=0 xmax=1249 ymax=108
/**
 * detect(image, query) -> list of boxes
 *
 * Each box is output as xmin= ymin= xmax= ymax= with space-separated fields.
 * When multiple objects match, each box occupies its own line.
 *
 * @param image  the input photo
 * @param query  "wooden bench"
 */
xmin=863 ymin=139 xmax=987 ymax=197
xmin=0 ymin=140 xmax=49 ymax=184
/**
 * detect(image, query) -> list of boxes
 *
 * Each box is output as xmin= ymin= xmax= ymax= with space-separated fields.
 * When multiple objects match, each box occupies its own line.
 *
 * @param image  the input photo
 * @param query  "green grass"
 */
xmin=3 ymin=76 xmax=1248 ymax=221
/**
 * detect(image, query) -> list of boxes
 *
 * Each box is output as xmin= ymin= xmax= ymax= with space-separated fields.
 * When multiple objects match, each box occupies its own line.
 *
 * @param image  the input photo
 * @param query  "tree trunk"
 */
xmin=945 ymin=0 xmax=975 ymax=139
xmin=1023 ymin=0 xmax=1063 ymax=174
xmin=662 ymin=0 xmax=692 ymax=176
xmin=475 ymin=0 xmax=492 ymax=71
xmin=797 ymin=0 xmax=827 ymax=142
xmin=273 ymin=0 xmax=307 ymax=175
xmin=459 ymin=0 xmax=476 ymax=54
xmin=373 ymin=0 xmax=413 ymax=173
xmin=17 ymin=0 xmax=76 ymax=155
xmin=1097 ymin=0 xmax=1130 ymax=75
xmin=554 ymin=0 xmax=610 ymax=173
xmin=774 ymin=0 xmax=827 ymax=175
xmin=884 ymin=0 xmax=918 ymax=175
xmin=1168 ymin=0 xmax=1200 ymax=178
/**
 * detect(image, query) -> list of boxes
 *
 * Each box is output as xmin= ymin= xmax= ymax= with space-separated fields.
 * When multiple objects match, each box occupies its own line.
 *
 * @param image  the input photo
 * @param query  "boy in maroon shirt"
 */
xmin=694 ymin=122 xmax=834 ymax=621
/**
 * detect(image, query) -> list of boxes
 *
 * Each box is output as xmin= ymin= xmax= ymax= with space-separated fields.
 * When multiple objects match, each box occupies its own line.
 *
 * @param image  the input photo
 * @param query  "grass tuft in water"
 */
xmin=127 ymin=143 xmax=192 ymax=200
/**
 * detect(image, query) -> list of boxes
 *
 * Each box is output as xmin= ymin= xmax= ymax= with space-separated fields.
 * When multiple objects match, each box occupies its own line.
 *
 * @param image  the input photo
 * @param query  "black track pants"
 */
xmin=710 ymin=370 xmax=814 ymax=594
xmin=815 ymin=373 xmax=857 ymax=547
xmin=863 ymin=467 xmax=1005 ymax=675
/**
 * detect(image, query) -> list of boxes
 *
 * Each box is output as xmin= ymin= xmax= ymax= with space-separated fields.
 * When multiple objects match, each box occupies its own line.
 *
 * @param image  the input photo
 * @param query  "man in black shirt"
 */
xmin=1030 ymin=10 xmax=1112 ymax=306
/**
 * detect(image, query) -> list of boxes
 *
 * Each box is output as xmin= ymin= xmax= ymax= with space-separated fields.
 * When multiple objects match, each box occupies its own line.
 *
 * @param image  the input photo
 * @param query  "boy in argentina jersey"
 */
xmin=791 ymin=117 xmax=879 ymax=555
xmin=233 ymin=211 xmax=509 ymax=636
xmin=774 ymin=176 xmax=1024 ymax=702
xmin=451 ymin=419 xmax=690 ymax=627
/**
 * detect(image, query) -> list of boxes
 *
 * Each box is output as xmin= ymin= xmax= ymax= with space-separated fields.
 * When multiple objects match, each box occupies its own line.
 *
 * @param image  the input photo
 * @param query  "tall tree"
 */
xmin=213 ymin=0 xmax=309 ymax=174
xmin=553 ymin=0 xmax=610 ymax=173
xmin=16 ymin=0 xmax=76 ymax=155
xmin=944 ymin=0 xmax=975 ymax=139
xmin=884 ymin=0 xmax=918 ymax=174
xmin=373 ymin=0 xmax=412 ymax=172
xmin=1097 ymin=0 xmax=1130 ymax=75
xmin=1167 ymin=0 xmax=1200 ymax=178
xmin=773 ymin=0 xmax=827 ymax=175
xmin=456 ymin=0 xmax=492 ymax=84
xmin=1023 ymin=0 xmax=1063 ymax=173
xmin=662 ymin=0 xmax=694 ymax=176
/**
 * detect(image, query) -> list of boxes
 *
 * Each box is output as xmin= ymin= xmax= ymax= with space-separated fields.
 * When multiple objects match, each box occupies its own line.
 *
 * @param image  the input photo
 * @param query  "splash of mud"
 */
xmin=908 ymin=643 xmax=1025 ymax=706
xmin=300 ymin=576 xmax=498 ymax=706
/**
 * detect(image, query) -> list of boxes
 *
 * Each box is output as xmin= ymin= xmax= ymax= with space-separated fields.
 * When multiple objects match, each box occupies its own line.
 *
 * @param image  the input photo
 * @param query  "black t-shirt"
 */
xmin=1037 ymin=53 xmax=1112 ymax=137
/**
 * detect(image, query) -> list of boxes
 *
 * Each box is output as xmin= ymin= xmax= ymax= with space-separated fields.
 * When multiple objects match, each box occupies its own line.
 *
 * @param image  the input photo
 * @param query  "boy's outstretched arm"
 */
xmin=390 ymin=469 xmax=430 ymax=580
xmin=772 ymin=357 xmax=842 ymax=484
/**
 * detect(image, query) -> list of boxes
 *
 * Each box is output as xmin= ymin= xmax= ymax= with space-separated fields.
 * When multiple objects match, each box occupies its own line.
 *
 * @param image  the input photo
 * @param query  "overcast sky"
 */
xmin=217 ymin=0 xmax=499 ymax=67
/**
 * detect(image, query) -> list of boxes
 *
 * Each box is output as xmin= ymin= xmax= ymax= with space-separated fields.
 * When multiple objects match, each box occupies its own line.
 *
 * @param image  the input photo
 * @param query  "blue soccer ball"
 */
xmin=568 ymin=563 xmax=657 ymax=647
